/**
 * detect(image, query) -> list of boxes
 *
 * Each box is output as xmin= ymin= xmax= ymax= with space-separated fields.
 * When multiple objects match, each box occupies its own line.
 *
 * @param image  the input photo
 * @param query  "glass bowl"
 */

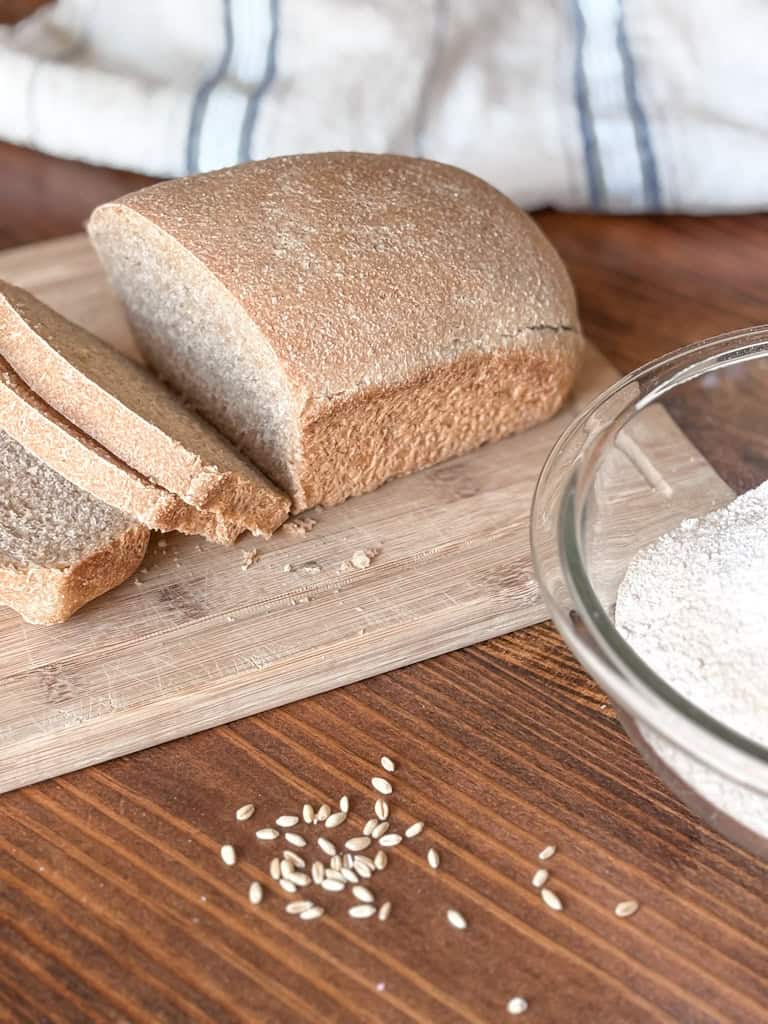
xmin=531 ymin=326 xmax=768 ymax=857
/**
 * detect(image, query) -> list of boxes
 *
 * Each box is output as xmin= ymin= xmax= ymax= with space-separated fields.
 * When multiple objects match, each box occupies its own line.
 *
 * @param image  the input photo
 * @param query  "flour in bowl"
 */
xmin=614 ymin=479 xmax=768 ymax=837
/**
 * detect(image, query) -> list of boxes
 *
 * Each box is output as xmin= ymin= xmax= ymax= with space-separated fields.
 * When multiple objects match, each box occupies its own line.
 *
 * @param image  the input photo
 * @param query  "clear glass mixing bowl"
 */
xmin=531 ymin=327 xmax=768 ymax=857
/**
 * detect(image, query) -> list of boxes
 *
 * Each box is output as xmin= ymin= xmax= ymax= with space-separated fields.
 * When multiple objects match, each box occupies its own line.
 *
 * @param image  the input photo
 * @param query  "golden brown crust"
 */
xmin=0 ymin=522 xmax=149 ymax=625
xmin=297 ymin=332 xmax=582 ymax=509
xmin=90 ymin=153 xmax=580 ymax=399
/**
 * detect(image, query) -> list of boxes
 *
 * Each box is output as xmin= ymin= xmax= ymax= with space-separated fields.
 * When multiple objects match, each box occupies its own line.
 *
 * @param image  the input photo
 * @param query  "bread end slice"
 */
xmin=0 ymin=521 xmax=149 ymax=624
xmin=0 ymin=430 xmax=150 ymax=624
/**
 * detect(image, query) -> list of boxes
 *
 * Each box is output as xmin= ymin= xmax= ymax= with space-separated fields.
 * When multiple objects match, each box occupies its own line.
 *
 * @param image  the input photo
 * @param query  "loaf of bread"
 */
xmin=0 ymin=281 xmax=289 ymax=535
xmin=0 ymin=430 xmax=149 ymax=624
xmin=88 ymin=153 xmax=584 ymax=511
xmin=0 ymin=357 xmax=241 ymax=544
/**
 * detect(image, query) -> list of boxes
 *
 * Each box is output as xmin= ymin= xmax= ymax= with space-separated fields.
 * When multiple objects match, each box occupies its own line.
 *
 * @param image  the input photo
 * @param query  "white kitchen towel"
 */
xmin=1 ymin=0 xmax=766 ymax=212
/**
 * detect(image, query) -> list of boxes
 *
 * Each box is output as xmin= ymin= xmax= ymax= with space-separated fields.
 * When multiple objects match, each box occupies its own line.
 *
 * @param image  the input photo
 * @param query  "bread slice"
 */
xmin=88 ymin=152 xmax=584 ymax=511
xmin=0 ymin=281 xmax=289 ymax=535
xmin=0 ymin=429 xmax=149 ymax=624
xmin=0 ymin=357 xmax=241 ymax=545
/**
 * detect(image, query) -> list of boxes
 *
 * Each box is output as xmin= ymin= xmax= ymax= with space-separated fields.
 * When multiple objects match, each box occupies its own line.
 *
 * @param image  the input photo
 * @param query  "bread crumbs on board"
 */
xmin=281 ymin=516 xmax=318 ymax=537
xmin=339 ymin=548 xmax=380 ymax=572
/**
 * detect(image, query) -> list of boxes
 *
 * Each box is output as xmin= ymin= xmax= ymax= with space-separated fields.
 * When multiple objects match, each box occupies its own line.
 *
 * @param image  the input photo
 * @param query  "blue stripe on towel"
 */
xmin=238 ymin=0 xmax=280 ymax=164
xmin=570 ymin=0 xmax=606 ymax=209
xmin=186 ymin=0 xmax=234 ymax=174
xmin=616 ymin=0 xmax=662 ymax=210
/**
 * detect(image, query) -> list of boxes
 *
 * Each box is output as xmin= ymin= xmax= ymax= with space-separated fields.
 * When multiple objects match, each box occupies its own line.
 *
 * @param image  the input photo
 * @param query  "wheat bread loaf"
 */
xmin=0 ymin=357 xmax=241 ymax=545
xmin=0 ymin=281 xmax=289 ymax=535
xmin=88 ymin=152 xmax=584 ymax=511
xmin=0 ymin=430 xmax=149 ymax=624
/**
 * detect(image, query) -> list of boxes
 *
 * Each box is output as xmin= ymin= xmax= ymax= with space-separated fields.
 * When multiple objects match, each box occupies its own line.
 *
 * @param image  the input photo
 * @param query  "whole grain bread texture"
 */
xmin=0 ymin=281 xmax=289 ymax=535
xmin=88 ymin=152 xmax=585 ymax=512
xmin=0 ymin=357 xmax=241 ymax=544
xmin=0 ymin=429 xmax=149 ymax=624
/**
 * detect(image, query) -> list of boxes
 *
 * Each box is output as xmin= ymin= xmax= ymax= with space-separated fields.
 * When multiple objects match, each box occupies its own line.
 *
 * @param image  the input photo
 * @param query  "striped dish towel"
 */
xmin=0 ymin=0 xmax=765 ymax=212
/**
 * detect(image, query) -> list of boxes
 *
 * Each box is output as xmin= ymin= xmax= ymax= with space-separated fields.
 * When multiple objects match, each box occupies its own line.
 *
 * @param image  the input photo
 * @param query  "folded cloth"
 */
xmin=1 ymin=0 xmax=766 ymax=212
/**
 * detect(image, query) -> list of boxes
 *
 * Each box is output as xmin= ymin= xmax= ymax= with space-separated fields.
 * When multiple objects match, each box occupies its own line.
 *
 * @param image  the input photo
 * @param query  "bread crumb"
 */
xmin=241 ymin=550 xmax=260 ymax=570
xmin=133 ymin=578 xmax=144 ymax=586
xmin=340 ymin=548 xmax=379 ymax=571
xmin=157 ymin=539 xmax=167 ymax=549
xmin=283 ymin=563 xmax=293 ymax=573
xmin=300 ymin=561 xmax=321 ymax=574
xmin=282 ymin=516 xmax=318 ymax=537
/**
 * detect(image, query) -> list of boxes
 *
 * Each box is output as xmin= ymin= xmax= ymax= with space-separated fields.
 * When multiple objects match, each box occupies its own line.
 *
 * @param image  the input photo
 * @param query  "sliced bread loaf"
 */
xmin=0 ymin=281 xmax=289 ymax=535
xmin=0 ymin=357 xmax=241 ymax=545
xmin=88 ymin=152 xmax=584 ymax=511
xmin=0 ymin=430 xmax=149 ymax=624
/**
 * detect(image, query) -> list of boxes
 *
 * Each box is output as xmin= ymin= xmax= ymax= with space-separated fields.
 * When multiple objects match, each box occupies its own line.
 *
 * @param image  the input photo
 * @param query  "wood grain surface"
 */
xmin=0 ymin=138 xmax=766 ymax=1023
xmin=0 ymin=235 xmax=727 ymax=796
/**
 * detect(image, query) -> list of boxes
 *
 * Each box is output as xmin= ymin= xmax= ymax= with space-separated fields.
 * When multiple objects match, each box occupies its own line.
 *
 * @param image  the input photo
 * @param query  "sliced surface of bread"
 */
xmin=0 ymin=430 xmax=149 ymax=624
xmin=89 ymin=152 xmax=584 ymax=511
xmin=0 ymin=281 xmax=289 ymax=535
xmin=0 ymin=357 xmax=241 ymax=545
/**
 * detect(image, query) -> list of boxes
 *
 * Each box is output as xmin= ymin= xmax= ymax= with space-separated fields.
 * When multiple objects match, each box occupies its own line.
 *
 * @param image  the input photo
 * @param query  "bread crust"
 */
xmin=0 ymin=521 xmax=149 ymax=624
xmin=297 ymin=335 xmax=581 ymax=509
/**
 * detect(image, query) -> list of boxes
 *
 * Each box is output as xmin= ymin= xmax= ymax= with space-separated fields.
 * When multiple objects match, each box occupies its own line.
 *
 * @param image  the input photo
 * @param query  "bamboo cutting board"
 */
xmin=0 ymin=235 xmax=725 ymax=793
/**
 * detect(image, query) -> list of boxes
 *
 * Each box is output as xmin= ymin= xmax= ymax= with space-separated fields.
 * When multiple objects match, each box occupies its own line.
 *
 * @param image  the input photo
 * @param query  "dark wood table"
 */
xmin=0 ymin=141 xmax=766 ymax=1024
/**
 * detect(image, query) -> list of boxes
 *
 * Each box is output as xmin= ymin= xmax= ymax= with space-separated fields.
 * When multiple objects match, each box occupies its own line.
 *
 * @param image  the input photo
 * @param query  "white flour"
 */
xmin=614 ymin=479 xmax=768 ymax=837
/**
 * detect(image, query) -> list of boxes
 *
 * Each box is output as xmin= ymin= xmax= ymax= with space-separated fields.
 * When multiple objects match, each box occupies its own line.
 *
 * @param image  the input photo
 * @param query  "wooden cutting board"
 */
xmin=0 ymin=235 xmax=724 ymax=793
